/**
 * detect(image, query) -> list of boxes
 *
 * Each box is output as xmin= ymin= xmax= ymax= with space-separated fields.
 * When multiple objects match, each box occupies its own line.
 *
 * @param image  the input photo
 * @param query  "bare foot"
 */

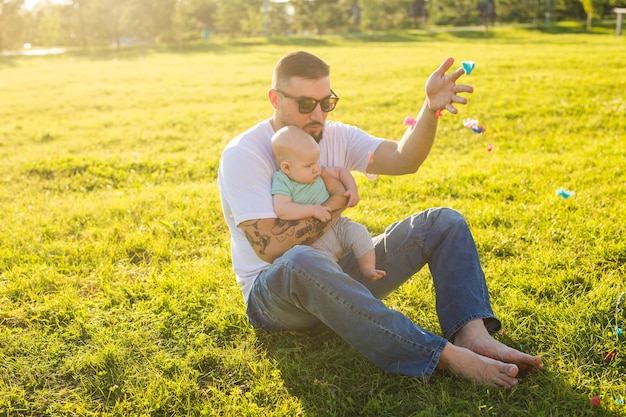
xmin=437 ymin=343 xmax=520 ymax=388
xmin=453 ymin=319 xmax=543 ymax=373
xmin=363 ymin=268 xmax=386 ymax=281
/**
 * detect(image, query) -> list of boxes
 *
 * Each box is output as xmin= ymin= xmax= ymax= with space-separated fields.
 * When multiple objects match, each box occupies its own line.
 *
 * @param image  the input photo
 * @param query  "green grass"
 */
xmin=1 ymin=23 xmax=625 ymax=416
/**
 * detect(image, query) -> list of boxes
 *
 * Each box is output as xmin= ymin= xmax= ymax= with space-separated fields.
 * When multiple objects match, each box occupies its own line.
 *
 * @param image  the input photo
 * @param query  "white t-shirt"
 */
xmin=218 ymin=119 xmax=384 ymax=304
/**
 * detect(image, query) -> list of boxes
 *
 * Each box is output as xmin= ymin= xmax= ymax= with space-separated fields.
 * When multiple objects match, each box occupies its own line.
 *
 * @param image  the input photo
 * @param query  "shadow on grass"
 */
xmin=339 ymin=30 xmax=437 ymax=42
xmin=255 ymin=327 xmax=621 ymax=416
xmin=528 ymin=22 xmax=616 ymax=35
xmin=0 ymin=55 xmax=18 ymax=68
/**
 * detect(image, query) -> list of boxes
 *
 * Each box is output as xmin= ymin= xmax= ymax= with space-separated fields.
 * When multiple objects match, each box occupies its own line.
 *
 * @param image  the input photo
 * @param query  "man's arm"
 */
xmin=324 ymin=166 xmax=359 ymax=207
xmin=368 ymin=57 xmax=473 ymax=176
xmin=367 ymin=102 xmax=438 ymax=175
xmin=239 ymin=173 xmax=348 ymax=263
xmin=273 ymin=193 xmax=331 ymax=222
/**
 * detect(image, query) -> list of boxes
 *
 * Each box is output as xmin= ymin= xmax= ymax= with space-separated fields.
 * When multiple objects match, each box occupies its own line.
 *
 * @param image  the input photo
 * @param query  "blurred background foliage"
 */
xmin=0 ymin=0 xmax=622 ymax=51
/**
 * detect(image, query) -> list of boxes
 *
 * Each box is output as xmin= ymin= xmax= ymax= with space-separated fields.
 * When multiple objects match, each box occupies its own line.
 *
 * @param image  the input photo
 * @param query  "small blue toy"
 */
xmin=462 ymin=61 xmax=476 ymax=75
xmin=556 ymin=188 xmax=574 ymax=198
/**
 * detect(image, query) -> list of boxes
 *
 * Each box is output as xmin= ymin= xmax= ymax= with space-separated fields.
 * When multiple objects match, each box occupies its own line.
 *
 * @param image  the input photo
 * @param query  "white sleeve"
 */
xmin=219 ymin=139 xmax=277 ymax=226
xmin=319 ymin=121 xmax=384 ymax=173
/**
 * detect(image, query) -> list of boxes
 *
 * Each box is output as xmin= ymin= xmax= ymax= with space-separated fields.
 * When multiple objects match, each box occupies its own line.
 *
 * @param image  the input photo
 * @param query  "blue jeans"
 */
xmin=246 ymin=208 xmax=500 ymax=380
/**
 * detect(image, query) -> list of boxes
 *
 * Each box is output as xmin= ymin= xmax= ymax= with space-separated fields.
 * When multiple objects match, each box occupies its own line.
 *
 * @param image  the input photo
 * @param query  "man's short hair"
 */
xmin=272 ymin=51 xmax=330 ymax=89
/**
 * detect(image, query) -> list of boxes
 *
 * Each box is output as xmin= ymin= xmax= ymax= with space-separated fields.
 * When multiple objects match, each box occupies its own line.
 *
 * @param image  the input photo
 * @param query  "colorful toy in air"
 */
xmin=405 ymin=61 xmax=471 ymax=123
xmin=409 ymin=62 xmax=492 ymax=151
xmin=463 ymin=118 xmax=486 ymax=134
xmin=458 ymin=62 xmax=492 ymax=151
xmin=462 ymin=61 xmax=476 ymax=75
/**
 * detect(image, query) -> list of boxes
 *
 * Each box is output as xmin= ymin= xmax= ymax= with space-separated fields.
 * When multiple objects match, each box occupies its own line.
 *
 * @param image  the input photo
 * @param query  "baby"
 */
xmin=271 ymin=126 xmax=385 ymax=281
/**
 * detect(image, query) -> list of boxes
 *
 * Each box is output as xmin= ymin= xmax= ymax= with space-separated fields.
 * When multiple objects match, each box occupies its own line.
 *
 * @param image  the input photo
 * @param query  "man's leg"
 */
xmin=339 ymin=207 xmax=498 ymax=339
xmin=246 ymin=245 xmax=447 ymax=379
xmin=339 ymin=207 xmax=543 ymax=379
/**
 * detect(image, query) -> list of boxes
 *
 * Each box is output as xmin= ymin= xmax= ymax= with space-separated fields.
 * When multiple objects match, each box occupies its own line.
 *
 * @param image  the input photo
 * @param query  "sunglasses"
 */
xmin=275 ymin=89 xmax=339 ymax=114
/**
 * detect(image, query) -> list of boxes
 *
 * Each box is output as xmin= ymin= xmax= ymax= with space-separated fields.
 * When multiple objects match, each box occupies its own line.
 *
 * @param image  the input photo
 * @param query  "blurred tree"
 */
xmin=0 ymin=0 xmax=25 ymax=50
xmin=290 ymin=0 xmax=354 ymax=34
xmin=478 ymin=0 xmax=496 ymax=28
xmin=579 ymin=0 xmax=605 ymax=27
xmin=184 ymin=0 xmax=217 ymax=34
xmin=93 ymin=0 xmax=126 ymax=48
xmin=242 ymin=2 xmax=263 ymax=36
xmin=496 ymin=0 xmax=535 ymax=23
xmin=361 ymin=0 xmax=416 ymax=30
xmin=11 ymin=0 xmax=613 ymax=49
xmin=214 ymin=0 xmax=251 ymax=36
xmin=70 ymin=0 xmax=88 ymax=47
xmin=361 ymin=0 xmax=385 ymax=30
xmin=267 ymin=0 xmax=291 ymax=36
xmin=291 ymin=0 xmax=317 ymax=33
xmin=136 ymin=0 xmax=177 ymax=41
xmin=432 ymin=0 xmax=482 ymax=25
xmin=34 ymin=4 xmax=64 ymax=45
xmin=311 ymin=0 xmax=347 ymax=34
xmin=348 ymin=0 xmax=362 ymax=28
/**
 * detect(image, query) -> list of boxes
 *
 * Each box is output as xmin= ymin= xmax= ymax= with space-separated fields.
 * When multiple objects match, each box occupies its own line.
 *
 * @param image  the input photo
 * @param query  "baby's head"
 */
xmin=271 ymin=126 xmax=322 ymax=184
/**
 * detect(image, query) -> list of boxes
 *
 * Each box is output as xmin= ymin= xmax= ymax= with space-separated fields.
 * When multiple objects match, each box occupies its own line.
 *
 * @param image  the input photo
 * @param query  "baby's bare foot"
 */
xmin=364 ymin=269 xmax=386 ymax=281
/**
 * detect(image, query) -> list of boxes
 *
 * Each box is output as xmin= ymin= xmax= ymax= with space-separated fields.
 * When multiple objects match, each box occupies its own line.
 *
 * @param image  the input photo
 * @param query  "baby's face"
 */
xmin=286 ymin=146 xmax=322 ymax=184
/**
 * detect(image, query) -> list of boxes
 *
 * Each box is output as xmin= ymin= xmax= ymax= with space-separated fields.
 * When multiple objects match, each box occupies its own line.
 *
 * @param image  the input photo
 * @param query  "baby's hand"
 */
xmin=313 ymin=205 xmax=332 ymax=222
xmin=343 ymin=189 xmax=360 ymax=208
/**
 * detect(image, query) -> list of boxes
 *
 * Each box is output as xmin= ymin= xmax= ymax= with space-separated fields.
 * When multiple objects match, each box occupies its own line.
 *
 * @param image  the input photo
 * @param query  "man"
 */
xmin=218 ymin=51 xmax=543 ymax=388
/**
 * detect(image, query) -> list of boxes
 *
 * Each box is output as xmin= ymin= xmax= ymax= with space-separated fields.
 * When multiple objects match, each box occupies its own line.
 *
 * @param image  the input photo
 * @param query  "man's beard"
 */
xmin=279 ymin=118 xmax=324 ymax=143
xmin=305 ymin=122 xmax=324 ymax=143
xmin=312 ymin=129 xmax=323 ymax=143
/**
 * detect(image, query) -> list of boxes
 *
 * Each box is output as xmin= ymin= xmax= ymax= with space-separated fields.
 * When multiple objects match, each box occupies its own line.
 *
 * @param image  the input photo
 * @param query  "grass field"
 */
xmin=1 ymin=22 xmax=625 ymax=416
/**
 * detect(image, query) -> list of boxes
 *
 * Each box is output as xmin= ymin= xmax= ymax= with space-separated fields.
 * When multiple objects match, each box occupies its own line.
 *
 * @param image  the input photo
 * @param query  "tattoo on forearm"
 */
xmin=242 ymin=220 xmax=271 ymax=255
xmin=271 ymin=219 xmax=298 ymax=242
xmin=272 ymin=218 xmax=325 ymax=243
xmin=242 ymin=218 xmax=329 ymax=255
xmin=296 ymin=218 xmax=326 ymax=242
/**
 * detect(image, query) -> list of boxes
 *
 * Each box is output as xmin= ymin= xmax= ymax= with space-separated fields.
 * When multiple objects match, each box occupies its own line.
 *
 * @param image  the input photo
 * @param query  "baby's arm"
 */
xmin=324 ymin=166 xmax=360 ymax=208
xmin=273 ymin=194 xmax=332 ymax=222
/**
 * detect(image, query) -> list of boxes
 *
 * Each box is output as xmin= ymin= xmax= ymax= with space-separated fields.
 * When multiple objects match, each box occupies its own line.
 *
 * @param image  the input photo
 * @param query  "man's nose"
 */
xmin=309 ymin=102 xmax=325 ymax=121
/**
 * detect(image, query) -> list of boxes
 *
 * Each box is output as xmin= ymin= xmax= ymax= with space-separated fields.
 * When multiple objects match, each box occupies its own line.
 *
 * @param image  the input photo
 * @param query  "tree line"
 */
xmin=0 ymin=0 xmax=620 ymax=51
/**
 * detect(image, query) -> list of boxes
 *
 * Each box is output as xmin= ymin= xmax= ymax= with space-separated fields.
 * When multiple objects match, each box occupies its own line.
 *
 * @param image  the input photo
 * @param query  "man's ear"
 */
xmin=280 ymin=161 xmax=291 ymax=174
xmin=268 ymin=89 xmax=279 ymax=110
